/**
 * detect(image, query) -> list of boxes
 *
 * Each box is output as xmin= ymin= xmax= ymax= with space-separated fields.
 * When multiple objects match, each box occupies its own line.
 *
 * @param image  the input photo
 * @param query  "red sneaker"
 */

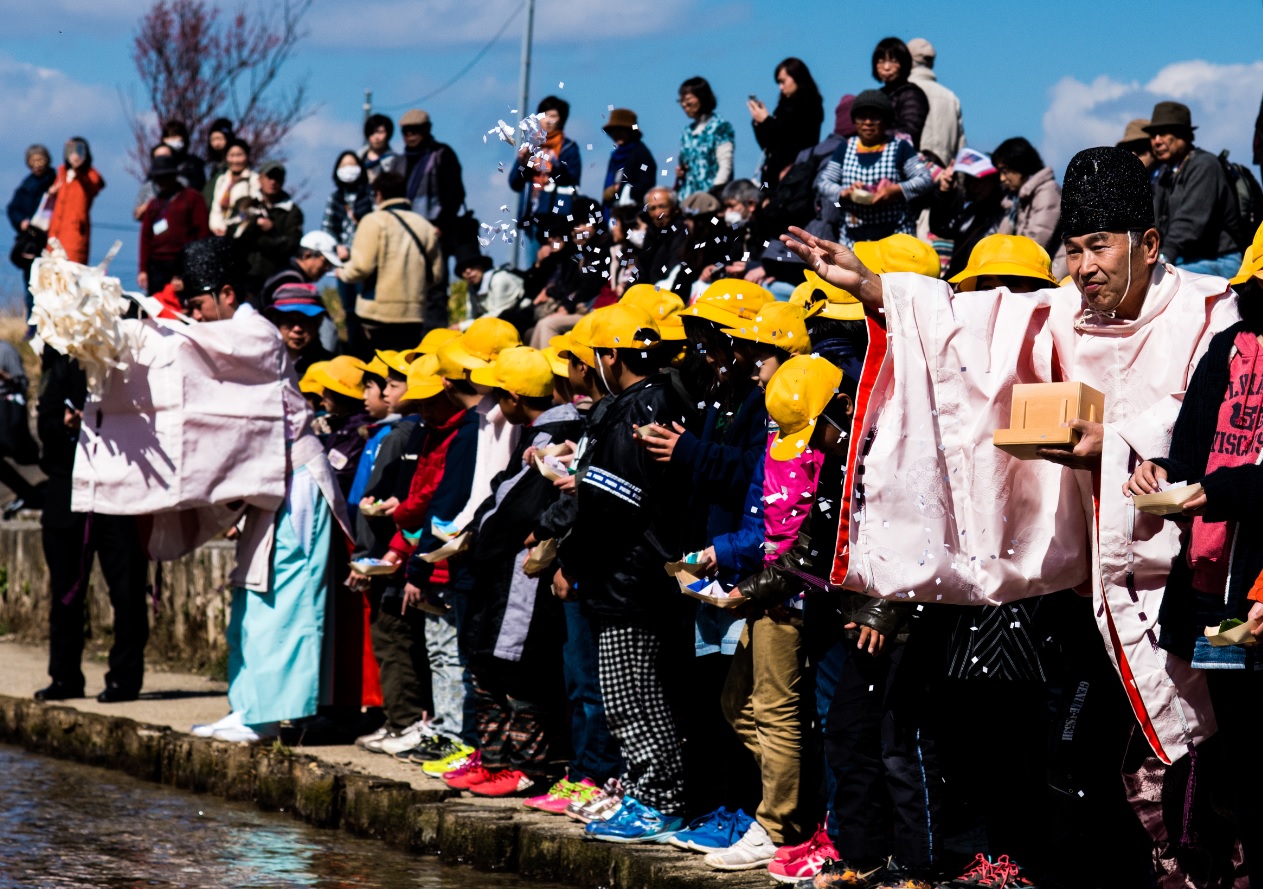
xmin=444 ymin=764 xmax=492 ymax=790
xmin=774 ymin=822 xmax=831 ymax=862
xmin=468 ymin=769 xmax=536 ymax=797
xmin=767 ymin=831 xmax=840 ymax=883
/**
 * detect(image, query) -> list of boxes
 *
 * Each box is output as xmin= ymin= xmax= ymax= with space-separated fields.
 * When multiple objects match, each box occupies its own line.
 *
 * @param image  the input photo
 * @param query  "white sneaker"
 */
xmin=354 ymin=726 xmax=390 ymax=751
xmin=703 ymin=821 xmax=778 ymax=870
xmin=378 ymin=719 xmax=435 ymax=756
xmin=212 ymin=721 xmax=279 ymax=744
xmin=192 ymin=711 xmax=242 ymax=738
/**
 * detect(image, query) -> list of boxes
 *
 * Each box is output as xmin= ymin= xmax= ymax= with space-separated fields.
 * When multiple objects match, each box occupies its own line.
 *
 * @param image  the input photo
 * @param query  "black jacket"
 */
xmin=36 ymin=348 xmax=87 ymax=529
xmin=240 ymin=191 xmax=304 ymax=286
xmin=1152 ymin=321 xmax=1263 ymax=657
xmin=930 ymin=187 xmax=1007 ymax=279
xmin=463 ymin=404 xmax=584 ymax=667
xmin=404 ymin=140 xmax=465 ymax=243
xmin=736 ymin=458 xmax=909 ymax=641
xmin=882 ymin=81 xmax=930 ymax=150
xmin=559 ymin=374 xmax=691 ymax=625
xmin=353 ymin=417 xmax=420 ymax=559
xmin=753 ymin=91 xmax=824 ymax=190
xmin=1154 ymin=148 xmax=1245 ymax=264
xmin=635 ymin=219 xmax=690 ymax=293
xmin=7 ymin=170 xmax=55 ymax=232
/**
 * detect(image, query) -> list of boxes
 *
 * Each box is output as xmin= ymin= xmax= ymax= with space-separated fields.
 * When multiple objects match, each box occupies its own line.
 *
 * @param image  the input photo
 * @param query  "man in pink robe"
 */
xmin=784 ymin=147 xmax=1239 ymax=877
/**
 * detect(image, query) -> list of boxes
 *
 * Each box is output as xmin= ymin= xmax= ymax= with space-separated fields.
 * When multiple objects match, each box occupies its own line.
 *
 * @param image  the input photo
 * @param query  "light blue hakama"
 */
xmin=227 ymin=466 xmax=332 ymax=726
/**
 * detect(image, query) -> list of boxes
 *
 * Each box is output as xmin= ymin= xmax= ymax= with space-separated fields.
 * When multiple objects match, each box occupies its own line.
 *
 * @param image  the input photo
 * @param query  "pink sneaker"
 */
xmin=441 ymin=750 xmax=481 ymax=781
xmin=524 ymin=777 xmax=597 ymax=814
xmin=767 ymin=828 xmax=839 ymax=884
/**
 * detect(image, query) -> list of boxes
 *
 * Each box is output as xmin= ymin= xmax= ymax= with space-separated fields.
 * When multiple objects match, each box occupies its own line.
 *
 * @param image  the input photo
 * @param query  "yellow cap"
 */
xmin=553 ymin=313 xmax=598 ymax=368
xmin=436 ymin=339 xmax=471 ymax=380
xmin=468 ymin=346 xmax=555 ymax=398
xmin=765 ymin=354 xmax=844 ymax=462
xmin=1230 ymin=220 xmax=1263 ymax=285
xmin=687 ymin=278 xmax=773 ymax=327
xmin=947 ymin=234 xmax=1059 ymax=291
xmin=789 ymin=270 xmax=865 ymax=321
xmin=299 ymin=361 xmax=328 ymax=395
xmin=621 ymin=283 xmax=687 ymax=341
xmin=720 ymin=301 xmax=813 ymax=355
xmin=310 ymin=355 xmax=368 ymax=399
xmin=542 ymin=345 xmax=568 ymax=377
xmin=374 ymin=349 xmax=412 ymax=376
xmin=442 ymin=317 xmax=521 ymax=370
xmin=402 ymin=353 xmax=444 ymax=401
xmin=403 ymin=328 xmax=461 ymax=362
xmin=852 ymin=233 xmax=941 ymax=277
xmin=577 ymin=303 xmax=661 ymax=350
xmin=359 ymin=355 xmax=390 ymax=379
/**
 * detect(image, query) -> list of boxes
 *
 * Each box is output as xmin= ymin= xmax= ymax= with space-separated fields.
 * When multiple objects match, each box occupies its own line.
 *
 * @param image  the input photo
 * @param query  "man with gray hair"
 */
xmin=635 ymin=186 xmax=689 ymax=293
xmin=906 ymin=38 xmax=964 ymax=168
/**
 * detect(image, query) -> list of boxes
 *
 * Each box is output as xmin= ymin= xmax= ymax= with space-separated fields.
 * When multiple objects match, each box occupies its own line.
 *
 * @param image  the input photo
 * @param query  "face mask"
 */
xmin=164 ymin=138 xmax=185 ymax=152
xmin=336 ymin=165 xmax=362 ymax=184
xmin=626 ymin=229 xmax=646 ymax=249
xmin=723 ymin=209 xmax=746 ymax=227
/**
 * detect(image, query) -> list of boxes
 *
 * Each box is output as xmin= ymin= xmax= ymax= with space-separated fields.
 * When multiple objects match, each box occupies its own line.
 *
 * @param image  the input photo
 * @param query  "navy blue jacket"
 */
xmin=7 ymin=170 xmax=54 ymax=233
xmin=509 ymin=137 xmax=582 ymax=229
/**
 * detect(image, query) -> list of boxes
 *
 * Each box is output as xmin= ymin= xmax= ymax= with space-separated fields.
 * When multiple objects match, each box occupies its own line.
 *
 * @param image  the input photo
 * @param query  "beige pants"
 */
xmin=720 ymin=613 xmax=807 ymax=845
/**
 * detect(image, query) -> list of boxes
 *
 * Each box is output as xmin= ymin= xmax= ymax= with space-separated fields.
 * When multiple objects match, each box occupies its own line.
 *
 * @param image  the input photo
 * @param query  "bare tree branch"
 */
xmin=122 ymin=0 xmax=315 ymax=180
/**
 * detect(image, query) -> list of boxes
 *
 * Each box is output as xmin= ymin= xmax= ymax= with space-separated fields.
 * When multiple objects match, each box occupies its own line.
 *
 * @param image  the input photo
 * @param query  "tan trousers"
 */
xmin=720 ymin=614 xmax=807 ymax=844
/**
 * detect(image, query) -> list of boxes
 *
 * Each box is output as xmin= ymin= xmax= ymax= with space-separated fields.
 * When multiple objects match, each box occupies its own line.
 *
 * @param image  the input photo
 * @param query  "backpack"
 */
xmin=1218 ymin=149 xmax=1263 ymax=244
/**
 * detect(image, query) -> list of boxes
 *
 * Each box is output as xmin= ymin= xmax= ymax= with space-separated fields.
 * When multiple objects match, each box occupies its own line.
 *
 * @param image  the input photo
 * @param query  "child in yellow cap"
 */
xmin=456 ymin=346 xmax=586 ymax=797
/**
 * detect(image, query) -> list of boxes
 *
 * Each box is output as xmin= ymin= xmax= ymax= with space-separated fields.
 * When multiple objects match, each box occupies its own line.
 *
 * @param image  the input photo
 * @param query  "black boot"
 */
xmin=34 ymin=681 xmax=85 ymax=702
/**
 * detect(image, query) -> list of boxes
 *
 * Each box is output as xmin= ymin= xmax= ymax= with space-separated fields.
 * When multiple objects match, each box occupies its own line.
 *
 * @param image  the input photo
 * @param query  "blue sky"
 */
xmin=3 ymin=0 xmax=1263 ymax=307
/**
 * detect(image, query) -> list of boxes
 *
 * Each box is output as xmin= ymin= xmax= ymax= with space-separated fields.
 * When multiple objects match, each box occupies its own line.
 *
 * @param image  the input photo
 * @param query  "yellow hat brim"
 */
xmin=542 ymin=347 xmax=569 ymax=377
xmin=402 ymin=378 xmax=444 ymax=401
xmin=769 ymin=422 xmax=814 ymax=462
xmin=948 ymin=261 xmax=1059 ymax=290
xmin=375 ymin=350 xmax=412 ymax=376
xmin=817 ymin=301 xmax=865 ymax=321
xmin=311 ymin=369 xmax=364 ymax=400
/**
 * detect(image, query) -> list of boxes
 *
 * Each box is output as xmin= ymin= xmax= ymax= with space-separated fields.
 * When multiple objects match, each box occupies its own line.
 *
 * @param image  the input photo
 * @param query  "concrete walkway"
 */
xmin=0 ymin=638 xmax=770 ymax=889
xmin=0 ymin=638 xmax=457 ymax=789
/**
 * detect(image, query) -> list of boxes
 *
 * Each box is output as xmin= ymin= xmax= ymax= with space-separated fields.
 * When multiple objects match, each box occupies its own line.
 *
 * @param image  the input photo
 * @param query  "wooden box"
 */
xmin=993 ymin=382 xmax=1105 ymax=460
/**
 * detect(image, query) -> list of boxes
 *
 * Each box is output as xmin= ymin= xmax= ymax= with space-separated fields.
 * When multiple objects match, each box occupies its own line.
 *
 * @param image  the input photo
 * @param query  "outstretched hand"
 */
xmin=779 ymin=227 xmax=883 ymax=313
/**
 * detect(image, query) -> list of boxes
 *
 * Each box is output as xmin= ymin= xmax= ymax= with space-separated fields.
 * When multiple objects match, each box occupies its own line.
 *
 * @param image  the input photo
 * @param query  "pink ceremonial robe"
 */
xmin=70 ymin=306 xmax=351 ymax=592
xmin=833 ymin=265 xmax=1238 ymax=762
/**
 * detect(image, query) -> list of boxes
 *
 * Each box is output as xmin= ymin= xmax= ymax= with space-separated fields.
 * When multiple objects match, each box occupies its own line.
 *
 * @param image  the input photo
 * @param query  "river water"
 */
xmin=0 ymin=745 xmax=549 ymax=888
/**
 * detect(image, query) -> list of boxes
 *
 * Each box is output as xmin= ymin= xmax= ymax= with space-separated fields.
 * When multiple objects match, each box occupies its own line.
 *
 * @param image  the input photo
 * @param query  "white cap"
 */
xmin=907 ymin=37 xmax=935 ymax=67
xmin=300 ymin=230 xmax=343 ymax=267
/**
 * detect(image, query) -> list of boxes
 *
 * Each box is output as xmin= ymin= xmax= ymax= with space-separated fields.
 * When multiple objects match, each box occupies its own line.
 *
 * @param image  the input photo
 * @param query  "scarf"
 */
xmin=531 ymin=130 xmax=565 ymax=190
xmin=1188 ymin=330 xmax=1263 ymax=593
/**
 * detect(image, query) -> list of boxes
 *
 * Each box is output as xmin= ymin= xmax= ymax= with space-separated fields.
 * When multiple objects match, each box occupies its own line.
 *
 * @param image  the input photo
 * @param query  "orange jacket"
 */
xmin=47 ymin=164 xmax=105 ymax=264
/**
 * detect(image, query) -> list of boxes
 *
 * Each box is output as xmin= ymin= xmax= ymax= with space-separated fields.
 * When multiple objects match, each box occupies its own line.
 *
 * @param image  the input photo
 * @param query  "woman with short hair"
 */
xmin=871 ymin=37 xmax=930 ymax=150
xmin=677 ymin=76 xmax=736 ymax=199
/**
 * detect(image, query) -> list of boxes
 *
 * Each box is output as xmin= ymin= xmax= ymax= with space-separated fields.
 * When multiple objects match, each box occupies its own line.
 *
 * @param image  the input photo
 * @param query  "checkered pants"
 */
xmin=596 ymin=623 xmax=686 ymax=816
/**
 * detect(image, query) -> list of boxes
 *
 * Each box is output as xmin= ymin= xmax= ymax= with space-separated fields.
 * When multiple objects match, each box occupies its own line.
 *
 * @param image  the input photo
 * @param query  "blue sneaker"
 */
xmin=666 ymin=806 xmax=754 ymax=852
xmin=584 ymin=797 xmax=683 ymax=844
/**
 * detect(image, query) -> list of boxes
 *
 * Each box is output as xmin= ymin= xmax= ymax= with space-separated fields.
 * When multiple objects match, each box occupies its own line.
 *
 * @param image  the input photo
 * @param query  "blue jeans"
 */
xmin=426 ymin=589 xmax=478 ymax=746
xmin=562 ymin=601 xmax=622 ymax=784
xmin=1175 ymin=252 xmax=1243 ymax=278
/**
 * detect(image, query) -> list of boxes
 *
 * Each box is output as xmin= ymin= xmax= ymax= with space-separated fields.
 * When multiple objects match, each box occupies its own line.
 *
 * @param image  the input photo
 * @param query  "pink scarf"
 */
xmin=1188 ymin=330 xmax=1263 ymax=592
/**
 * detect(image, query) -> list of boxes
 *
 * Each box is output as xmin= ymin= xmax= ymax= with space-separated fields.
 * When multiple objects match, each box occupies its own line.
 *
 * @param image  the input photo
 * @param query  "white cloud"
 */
xmin=309 ymin=0 xmax=697 ymax=49
xmin=1040 ymin=60 xmax=1263 ymax=171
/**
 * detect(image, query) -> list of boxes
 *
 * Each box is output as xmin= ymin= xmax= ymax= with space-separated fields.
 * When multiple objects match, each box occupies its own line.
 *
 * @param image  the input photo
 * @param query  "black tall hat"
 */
xmin=1060 ymin=146 xmax=1155 ymax=238
xmin=178 ymin=237 xmax=240 ymax=297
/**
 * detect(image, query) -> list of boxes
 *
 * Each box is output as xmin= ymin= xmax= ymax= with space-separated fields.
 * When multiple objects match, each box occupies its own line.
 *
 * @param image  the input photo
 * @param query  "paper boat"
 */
xmin=350 ymin=558 xmax=398 ymax=576
xmin=665 ymin=561 xmax=747 ymax=609
xmin=419 ymin=532 xmax=470 ymax=563
xmin=1133 ymin=483 xmax=1203 ymax=516
xmin=1204 ymin=618 xmax=1260 ymax=647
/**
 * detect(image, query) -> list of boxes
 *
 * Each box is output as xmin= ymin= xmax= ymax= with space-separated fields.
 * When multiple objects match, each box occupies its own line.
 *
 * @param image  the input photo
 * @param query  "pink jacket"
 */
xmin=761 ymin=431 xmax=825 ymax=562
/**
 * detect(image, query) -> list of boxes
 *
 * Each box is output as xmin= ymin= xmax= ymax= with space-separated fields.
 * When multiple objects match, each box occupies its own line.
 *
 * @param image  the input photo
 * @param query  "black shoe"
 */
xmin=96 ymin=686 xmax=140 ymax=703
xmin=2 ymin=498 xmax=25 ymax=521
xmin=34 ymin=682 xmax=85 ymax=702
